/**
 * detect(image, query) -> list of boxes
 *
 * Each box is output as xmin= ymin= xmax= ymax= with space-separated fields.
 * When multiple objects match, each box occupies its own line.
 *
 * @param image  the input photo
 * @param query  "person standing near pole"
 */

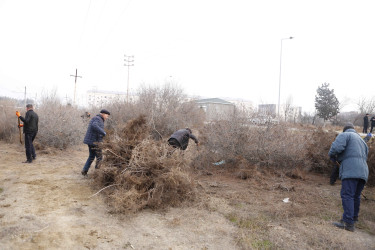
xmin=328 ymin=123 xmax=369 ymax=232
xmin=16 ymin=104 xmax=39 ymax=163
xmin=363 ymin=113 xmax=369 ymax=133
xmin=81 ymin=109 xmax=110 ymax=176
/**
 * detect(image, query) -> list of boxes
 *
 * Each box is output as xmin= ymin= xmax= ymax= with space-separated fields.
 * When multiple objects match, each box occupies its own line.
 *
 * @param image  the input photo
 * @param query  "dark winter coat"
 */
xmin=83 ymin=114 xmax=106 ymax=145
xmin=328 ymin=128 xmax=369 ymax=182
xmin=19 ymin=110 xmax=39 ymax=134
xmin=168 ymin=129 xmax=198 ymax=150
xmin=364 ymin=115 xmax=369 ymax=126
xmin=371 ymin=116 xmax=375 ymax=126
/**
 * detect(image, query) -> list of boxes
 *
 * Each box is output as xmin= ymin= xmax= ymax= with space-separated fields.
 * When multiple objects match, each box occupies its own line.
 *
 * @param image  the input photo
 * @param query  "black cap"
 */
xmin=343 ymin=123 xmax=354 ymax=132
xmin=100 ymin=109 xmax=110 ymax=115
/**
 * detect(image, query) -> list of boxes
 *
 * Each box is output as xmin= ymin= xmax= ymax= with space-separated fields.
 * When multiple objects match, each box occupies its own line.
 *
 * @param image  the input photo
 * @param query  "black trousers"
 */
xmin=82 ymin=145 xmax=103 ymax=172
xmin=25 ymin=132 xmax=37 ymax=162
xmin=363 ymin=125 xmax=368 ymax=133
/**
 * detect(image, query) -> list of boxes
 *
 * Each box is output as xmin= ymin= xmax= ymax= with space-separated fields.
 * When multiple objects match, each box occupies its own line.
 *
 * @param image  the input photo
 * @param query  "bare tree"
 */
xmin=357 ymin=96 xmax=375 ymax=114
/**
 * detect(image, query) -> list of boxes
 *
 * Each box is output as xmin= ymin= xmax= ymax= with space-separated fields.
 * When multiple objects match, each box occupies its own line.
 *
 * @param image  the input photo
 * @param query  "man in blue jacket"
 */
xmin=328 ymin=123 xmax=369 ymax=232
xmin=81 ymin=109 xmax=110 ymax=176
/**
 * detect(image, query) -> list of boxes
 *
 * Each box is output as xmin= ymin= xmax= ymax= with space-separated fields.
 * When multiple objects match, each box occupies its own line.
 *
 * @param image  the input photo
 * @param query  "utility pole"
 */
xmin=70 ymin=68 xmax=82 ymax=105
xmin=278 ymin=37 xmax=293 ymax=120
xmin=124 ymin=55 xmax=134 ymax=103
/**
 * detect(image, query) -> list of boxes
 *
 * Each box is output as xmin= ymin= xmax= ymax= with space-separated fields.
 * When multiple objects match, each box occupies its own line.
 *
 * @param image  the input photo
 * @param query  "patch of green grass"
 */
xmin=0 ymin=187 xmax=3 ymax=193
xmin=226 ymin=213 xmax=238 ymax=224
xmin=252 ymin=239 xmax=273 ymax=249
xmin=319 ymin=211 xmax=338 ymax=221
xmin=226 ymin=213 xmax=270 ymax=232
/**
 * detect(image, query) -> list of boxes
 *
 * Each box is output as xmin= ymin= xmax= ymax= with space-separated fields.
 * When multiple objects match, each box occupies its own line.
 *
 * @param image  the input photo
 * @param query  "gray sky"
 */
xmin=0 ymin=0 xmax=374 ymax=112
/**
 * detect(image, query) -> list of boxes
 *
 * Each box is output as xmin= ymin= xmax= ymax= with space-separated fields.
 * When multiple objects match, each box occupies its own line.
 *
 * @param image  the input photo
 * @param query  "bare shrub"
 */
xmin=135 ymin=84 xmax=205 ymax=139
xmin=199 ymin=112 xmax=311 ymax=176
xmin=0 ymin=98 xmax=18 ymax=142
xmin=36 ymin=92 xmax=88 ymax=149
xmin=94 ymin=100 xmax=139 ymax=131
xmin=93 ymin=115 xmax=196 ymax=213
xmin=304 ymin=128 xmax=337 ymax=174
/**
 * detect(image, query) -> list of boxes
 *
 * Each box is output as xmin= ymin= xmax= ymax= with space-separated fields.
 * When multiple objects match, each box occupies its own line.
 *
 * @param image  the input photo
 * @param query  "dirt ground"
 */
xmin=0 ymin=142 xmax=374 ymax=250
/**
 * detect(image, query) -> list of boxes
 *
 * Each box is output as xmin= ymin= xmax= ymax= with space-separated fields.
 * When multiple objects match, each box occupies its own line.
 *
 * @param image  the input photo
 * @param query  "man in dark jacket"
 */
xmin=81 ymin=109 xmax=110 ymax=176
xmin=168 ymin=128 xmax=199 ymax=150
xmin=16 ymin=104 xmax=39 ymax=163
xmin=363 ymin=113 xmax=369 ymax=133
xmin=370 ymin=115 xmax=375 ymax=133
xmin=328 ymin=123 xmax=369 ymax=232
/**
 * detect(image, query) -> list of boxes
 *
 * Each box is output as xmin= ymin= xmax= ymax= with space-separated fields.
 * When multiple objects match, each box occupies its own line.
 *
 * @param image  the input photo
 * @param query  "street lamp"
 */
xmin=278 ymin=36 xmax=293 ymax=119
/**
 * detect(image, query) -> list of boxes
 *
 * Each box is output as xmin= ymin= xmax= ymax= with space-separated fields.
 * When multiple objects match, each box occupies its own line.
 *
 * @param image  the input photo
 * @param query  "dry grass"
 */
xmin=196 ymin=165 xmax=375 ymax=249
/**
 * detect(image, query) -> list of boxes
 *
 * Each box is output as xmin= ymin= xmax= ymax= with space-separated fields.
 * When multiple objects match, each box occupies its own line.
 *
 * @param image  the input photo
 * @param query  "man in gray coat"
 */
xmin=328 ymin=123 xmax=369 ymax=232
xmin=81 ymin=109 xmax=110 ymax=176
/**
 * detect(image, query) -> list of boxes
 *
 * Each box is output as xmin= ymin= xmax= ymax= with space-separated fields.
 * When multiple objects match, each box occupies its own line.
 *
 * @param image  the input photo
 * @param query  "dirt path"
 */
xmin=1 ymin=142 xmax=375 ymax=249
xmin=0 ymin=143 xmax=236 ymax=249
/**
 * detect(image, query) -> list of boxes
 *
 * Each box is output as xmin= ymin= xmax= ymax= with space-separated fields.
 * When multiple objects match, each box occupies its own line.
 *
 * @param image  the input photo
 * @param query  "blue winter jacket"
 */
xmin=83 ymin=114 xmax=106 ymax=145
xmin=328 ymin=128 xmax=369 ymax=182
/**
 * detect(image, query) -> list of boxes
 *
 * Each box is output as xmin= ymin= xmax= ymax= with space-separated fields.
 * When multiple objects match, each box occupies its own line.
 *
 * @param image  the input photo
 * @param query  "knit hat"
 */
xmin=100 ymin=109 xmax=111 ymax=115
xmin=343 ymin=123 xmax=354 ymax=132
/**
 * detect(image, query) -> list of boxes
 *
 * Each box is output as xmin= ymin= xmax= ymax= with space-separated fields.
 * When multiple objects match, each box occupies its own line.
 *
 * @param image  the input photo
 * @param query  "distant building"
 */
xmin=280 ymin=105 xmax=302 ymax=122
xmin=195 ymin=98 xmax=235 ymax=121
xmin=258 ymin=104 xmax=276 ymax=116
xmin=87 ymin=89 xmax=137 ymax=107
xmin=227 ymin=98 xmax=254 ymax=110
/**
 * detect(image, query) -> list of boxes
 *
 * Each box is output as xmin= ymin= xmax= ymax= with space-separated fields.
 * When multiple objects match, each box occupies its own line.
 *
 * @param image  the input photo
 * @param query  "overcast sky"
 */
xmin=1 ymin=0 xmax=374 ymax=112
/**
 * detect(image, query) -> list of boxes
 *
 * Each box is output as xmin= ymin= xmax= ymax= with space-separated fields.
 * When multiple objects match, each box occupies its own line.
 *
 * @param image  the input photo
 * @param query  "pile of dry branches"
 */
xmin=366 ymin=138 xmax=375 ymax=187
xmin=92 ymin=115 xmax=196 ymax=213
xmin=305 ymin=128 xmax=337 ymax=174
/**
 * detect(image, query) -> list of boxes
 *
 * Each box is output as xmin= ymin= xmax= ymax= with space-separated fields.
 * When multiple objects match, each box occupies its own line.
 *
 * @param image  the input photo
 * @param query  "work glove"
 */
xmin=18 ymin=124 xmax=24 ymax=128
xmin=329 ymin=155 xmax=337 ymax=163
xmin=16 ymin=111 xmax=20 ymax=117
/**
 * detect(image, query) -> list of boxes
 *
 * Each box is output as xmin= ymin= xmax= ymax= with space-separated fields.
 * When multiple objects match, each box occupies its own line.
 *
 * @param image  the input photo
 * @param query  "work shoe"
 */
xmin=81 ymin=170 xmax=88 ymax=176
xmin=353 ymin=217 xmax=358 ymax=224
xmin=333 ymin=220 xmax=355 ymax=232
xmin=22 ymin=160 xmax=32 ymax=164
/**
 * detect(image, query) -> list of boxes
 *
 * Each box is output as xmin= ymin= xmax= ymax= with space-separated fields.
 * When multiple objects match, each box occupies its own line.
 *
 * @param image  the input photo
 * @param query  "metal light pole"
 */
xmin=278 ymin=36 xmax=293 ymax=119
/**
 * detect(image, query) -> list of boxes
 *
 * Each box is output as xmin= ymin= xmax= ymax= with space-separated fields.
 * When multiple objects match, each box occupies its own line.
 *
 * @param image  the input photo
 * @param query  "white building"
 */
xmin=87 ymin=89 xmax=137 ymax=107
xmin=196 ymin=98 xmax=235 ymax=121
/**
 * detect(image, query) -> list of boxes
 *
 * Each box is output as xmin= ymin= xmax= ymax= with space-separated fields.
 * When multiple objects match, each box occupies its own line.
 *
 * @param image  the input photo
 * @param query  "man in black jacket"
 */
xmin=168 ymin=128 xmax=199 ymax=150
xmin=370 ymin=115 xmax=375 ymax=133
xmin=363 ymin=113 xmax=369 ymax=133
xmin=16 ymin=104 xmax=39 ymax=163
